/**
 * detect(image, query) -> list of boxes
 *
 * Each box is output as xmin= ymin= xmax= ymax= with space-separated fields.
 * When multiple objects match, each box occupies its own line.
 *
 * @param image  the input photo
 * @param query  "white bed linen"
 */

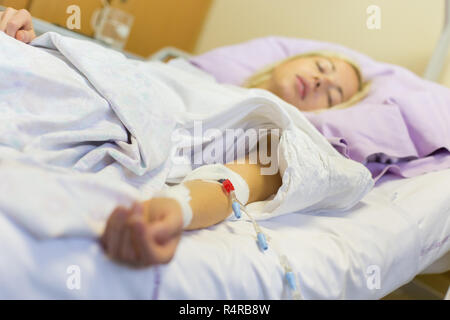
xmin=0 ymin=31 xmax=372 ymax=239
xmin=0 ymin=31 xmax=447 ymax=299
xmin=1 ymin=169 xmax=448 ymax=299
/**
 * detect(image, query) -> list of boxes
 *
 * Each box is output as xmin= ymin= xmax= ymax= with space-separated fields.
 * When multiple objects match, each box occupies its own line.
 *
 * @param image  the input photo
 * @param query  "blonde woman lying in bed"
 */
xmin=1 ymin=8 xmax=368 ymax=267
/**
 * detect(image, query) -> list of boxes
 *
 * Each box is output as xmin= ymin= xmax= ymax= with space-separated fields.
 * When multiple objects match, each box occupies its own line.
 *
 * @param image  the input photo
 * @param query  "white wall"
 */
xmin=195 ymin=0 xmax=445 ymax=76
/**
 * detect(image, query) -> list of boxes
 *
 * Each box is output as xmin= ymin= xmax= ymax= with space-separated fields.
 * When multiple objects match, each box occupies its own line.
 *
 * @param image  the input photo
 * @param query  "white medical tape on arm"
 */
xmin=153 ymin=184 xmax=193 ymax=229
xmin=182 ymin=164 xmax=250 ymax=205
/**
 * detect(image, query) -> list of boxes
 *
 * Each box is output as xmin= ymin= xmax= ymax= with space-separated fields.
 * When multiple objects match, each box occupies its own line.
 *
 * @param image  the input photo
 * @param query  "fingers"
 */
xmin=0 ymin=7 xmax=16 ymax=32
xmin=119 ymin=224 xmax=136 ymax=263
xmin=144 ymin=207 xmax=183 ymax=264
xmin=129 ymin=219 xmax=153 ymax=266
xmin=103 ymin=203 xmax=148 ymax=267
xmin=6 ymin=9 xmax=32 ymax=37
xmin=15 ymin=29 xmax=35 ymax=43
xmin=148 ymin=232 xmax=182 ymax=265
xmin=0 ymin=8 xmax=35 ymax=43
xmin=100 ymin=201 xmax=183 ymax=268
xmin=151 ymin=207 xmax=183 ymax=245
xmin=118 ymin=203 xmax=143 ymax=265
xmin=103 ymin=207 xmax=131 ymax=259
xmin=131 ymin=219 xmax=182 ymax=267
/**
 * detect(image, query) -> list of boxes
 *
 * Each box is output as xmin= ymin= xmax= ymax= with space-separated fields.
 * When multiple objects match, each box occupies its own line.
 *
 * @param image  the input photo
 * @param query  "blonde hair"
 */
xmin=243 ymin=51 xmax=371 ymax=113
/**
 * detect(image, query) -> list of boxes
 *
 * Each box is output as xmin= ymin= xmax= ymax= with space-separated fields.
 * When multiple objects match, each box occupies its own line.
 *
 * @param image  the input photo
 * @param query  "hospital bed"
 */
xmin=0 ymin=5 xmax=449 ymax=301
xmin=0 ymin=168 xmax=449 ymax=299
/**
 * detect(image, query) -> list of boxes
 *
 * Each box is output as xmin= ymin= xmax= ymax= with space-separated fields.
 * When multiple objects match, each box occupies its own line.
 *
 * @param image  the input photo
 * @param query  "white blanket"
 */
xmin=0 ymin=31 xmax=373 ymax=239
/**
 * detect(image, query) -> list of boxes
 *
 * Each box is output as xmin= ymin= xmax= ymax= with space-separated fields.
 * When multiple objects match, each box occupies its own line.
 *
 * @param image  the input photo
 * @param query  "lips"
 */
xmin=296 ymin=75 xmax=308 ymax=99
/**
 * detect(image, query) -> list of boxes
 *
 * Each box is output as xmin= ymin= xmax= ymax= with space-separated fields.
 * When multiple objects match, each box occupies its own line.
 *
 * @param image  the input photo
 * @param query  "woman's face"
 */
xmin=258 ymin=56 xmax=360 ymax=111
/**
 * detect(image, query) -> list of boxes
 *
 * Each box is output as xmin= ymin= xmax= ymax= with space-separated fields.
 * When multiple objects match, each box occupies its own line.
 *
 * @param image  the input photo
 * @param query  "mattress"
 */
xmin=0 ymin=168 xmax=449 ymax=299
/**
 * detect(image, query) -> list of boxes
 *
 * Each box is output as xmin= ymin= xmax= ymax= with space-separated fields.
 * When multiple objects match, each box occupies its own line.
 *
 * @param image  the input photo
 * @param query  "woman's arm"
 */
xmin=101 ymin=138 xmax=282 ymax=267
xmin=184 ymin=158 xmax=281 ymax=230
xmin=0 ymin=8 xmax=36 ymax=43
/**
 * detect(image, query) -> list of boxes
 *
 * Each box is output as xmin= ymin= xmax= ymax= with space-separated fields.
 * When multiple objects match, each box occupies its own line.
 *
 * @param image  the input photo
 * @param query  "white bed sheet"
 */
xmin=0 ymin=32 xmax=373 ymax=240
xmin=1 ymin=168 xmax=449 ymax=300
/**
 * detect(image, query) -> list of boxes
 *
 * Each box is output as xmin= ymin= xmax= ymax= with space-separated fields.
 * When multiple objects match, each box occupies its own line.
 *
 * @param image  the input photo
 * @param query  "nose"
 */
xmin=313 ymin=76 xmax=332 ymax=91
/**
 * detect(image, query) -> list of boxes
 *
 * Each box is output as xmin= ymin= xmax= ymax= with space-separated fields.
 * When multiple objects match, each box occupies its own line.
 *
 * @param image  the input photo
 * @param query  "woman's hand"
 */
xmin=101 ymin=199 xmax=183 ymax=268
xmin=0 ymin=8 xmax=36 ymax=43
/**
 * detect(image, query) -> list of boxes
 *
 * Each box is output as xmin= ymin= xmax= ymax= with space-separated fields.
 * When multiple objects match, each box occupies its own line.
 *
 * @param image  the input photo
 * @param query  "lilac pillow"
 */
xmin=190 ymin=36 xmax=450 ymax=180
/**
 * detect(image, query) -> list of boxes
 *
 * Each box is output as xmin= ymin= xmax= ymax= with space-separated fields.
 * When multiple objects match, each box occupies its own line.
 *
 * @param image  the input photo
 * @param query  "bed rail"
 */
xmin=148 ymin=46 xmax=192 ymax=62
xmin=423 ymin=0 xmax=450 ymax=81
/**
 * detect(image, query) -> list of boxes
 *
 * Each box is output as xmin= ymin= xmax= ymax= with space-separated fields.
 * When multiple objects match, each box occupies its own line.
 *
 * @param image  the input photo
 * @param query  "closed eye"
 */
xmin=328 ymin=87 xmax=343 ymax=107
xmin=327 ymin=92 xmax=332 ymax=107
xmin=316 ymin=58 xmax=336 ymax=73
xmin=316 ymin=61 xmax=325 ymax=73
